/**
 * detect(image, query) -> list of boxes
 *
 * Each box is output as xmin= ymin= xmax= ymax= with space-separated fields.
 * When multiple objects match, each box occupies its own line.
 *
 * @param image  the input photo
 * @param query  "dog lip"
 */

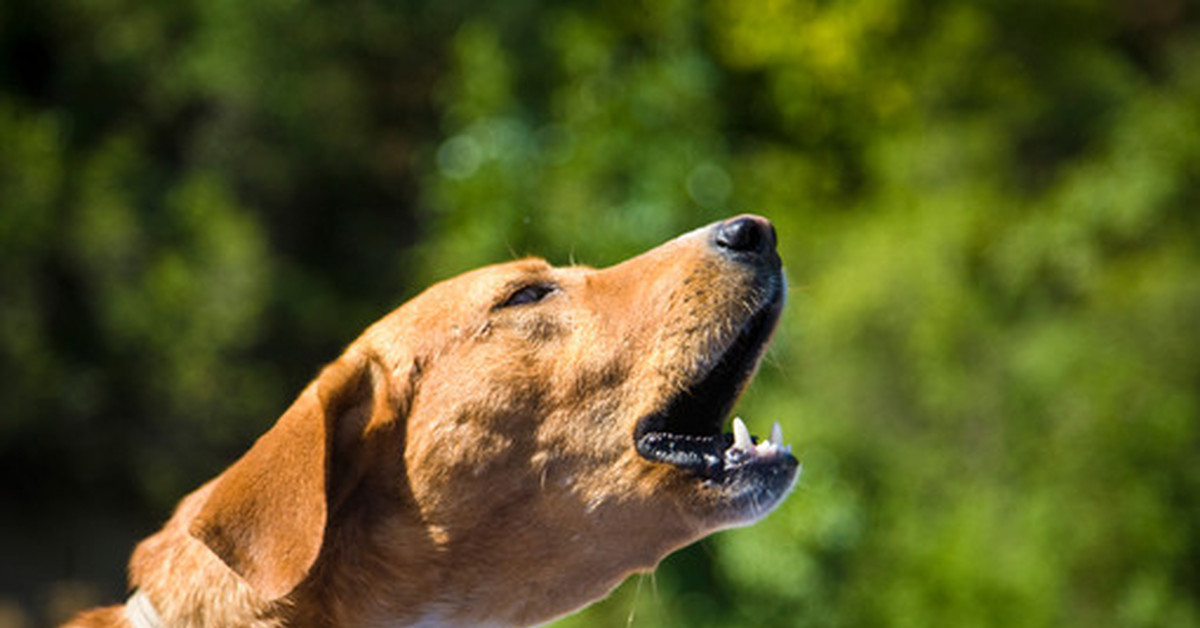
xmin=634 ymin=419 xmax=796 ymax=481
xmin=635 ymin=432 xmax=728 ymax=476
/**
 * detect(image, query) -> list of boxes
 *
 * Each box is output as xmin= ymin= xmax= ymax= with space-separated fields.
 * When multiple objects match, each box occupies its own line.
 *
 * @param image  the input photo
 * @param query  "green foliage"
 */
xmin=2 ymin=0 xmax=1198 ymax=626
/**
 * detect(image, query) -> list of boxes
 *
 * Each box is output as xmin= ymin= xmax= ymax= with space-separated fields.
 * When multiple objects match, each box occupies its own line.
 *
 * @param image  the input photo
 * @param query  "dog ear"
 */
xmin=189 ymin=349 xmax=399 ymax=600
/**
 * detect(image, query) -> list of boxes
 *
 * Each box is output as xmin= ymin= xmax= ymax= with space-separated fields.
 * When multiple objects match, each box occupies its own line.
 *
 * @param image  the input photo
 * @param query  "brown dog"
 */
xmin=65 ymin=215 xmax=799 ymax=628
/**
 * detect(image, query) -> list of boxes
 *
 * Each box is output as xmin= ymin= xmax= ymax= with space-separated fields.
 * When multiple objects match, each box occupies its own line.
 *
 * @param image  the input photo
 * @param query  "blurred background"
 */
xmin=2 ymin=0 xmax=1198 ymax=626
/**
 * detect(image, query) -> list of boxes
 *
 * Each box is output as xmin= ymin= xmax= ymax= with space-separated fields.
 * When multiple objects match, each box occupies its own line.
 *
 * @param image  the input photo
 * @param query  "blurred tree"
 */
xmin=421 ymin=1 xmax=1200 ymax=627
xmin=2 ymin=0 xmax=1198 ymax=626
xmin=1 ymin=0 xmax=456 ymax=622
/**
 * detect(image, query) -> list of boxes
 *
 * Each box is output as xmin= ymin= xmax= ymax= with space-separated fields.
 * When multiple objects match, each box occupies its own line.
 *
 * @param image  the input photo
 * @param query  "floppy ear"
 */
xmin=189 ymin=349 xmax=398 ymax=600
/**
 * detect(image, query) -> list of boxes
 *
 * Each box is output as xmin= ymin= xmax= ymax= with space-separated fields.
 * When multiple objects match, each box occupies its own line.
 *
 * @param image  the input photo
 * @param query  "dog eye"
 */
xmin=498 ymin=283 xmax=557 ymax=308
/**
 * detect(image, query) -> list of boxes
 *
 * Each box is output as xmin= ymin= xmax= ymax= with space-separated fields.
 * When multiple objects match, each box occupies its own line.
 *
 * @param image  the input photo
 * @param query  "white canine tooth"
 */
xmin=732 ymin=417 xmax=753 ymax=450
xmin=770 ymin=421 xmax=784 ymax=446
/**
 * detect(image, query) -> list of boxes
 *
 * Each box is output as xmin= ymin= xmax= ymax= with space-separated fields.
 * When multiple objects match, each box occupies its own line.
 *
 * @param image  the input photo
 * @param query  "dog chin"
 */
xmin=704 ymin=421 xmax=801 ymax=529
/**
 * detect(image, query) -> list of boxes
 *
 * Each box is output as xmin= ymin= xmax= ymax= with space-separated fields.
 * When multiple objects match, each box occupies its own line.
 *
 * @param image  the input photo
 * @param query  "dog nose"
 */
xmin=714 ymin=215 xmax=777 ymax=255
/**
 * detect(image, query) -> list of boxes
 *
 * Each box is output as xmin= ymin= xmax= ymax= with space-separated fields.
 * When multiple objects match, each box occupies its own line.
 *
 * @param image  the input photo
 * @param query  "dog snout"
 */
xmin=712 ymin=214 xmax=778 ymax=262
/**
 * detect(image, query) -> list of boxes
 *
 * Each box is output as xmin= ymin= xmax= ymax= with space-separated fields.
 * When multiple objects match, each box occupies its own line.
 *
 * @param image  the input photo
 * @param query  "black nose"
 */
xmin=714 ymin=215 xmax=777 ymax=255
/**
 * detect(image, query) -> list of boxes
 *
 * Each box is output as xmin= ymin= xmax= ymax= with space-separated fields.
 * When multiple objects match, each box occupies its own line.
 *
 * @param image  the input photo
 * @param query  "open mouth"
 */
xmin=633 ymin=280 xmax=795 ymax=483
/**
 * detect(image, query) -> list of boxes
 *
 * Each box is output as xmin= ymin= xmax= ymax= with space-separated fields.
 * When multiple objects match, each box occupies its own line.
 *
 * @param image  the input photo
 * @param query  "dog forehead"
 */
xmin=438 ymin=257 xmax=554 ymax=299
xmin=364 ymin=259 xmax=555 ymax=337
xmin=359 ymin=256 xmax=613 ymax=372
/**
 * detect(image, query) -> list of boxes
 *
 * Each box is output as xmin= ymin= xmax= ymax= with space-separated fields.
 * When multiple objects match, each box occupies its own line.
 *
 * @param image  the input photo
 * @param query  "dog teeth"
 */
xmin=732 ymin=417 xmax=753 ymax=450
xmin=726 ymin=417 xmax=793 ymax=463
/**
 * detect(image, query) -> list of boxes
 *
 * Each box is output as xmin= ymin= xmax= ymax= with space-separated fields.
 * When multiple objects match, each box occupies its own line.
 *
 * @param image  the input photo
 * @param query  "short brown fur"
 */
xmin=65 ymin=218 xmax=789 ymax=628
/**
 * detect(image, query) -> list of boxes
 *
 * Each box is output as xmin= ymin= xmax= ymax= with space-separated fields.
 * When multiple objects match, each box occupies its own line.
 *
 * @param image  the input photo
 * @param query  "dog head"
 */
xmin=188 ymin=215 xmax=798 ymax=626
